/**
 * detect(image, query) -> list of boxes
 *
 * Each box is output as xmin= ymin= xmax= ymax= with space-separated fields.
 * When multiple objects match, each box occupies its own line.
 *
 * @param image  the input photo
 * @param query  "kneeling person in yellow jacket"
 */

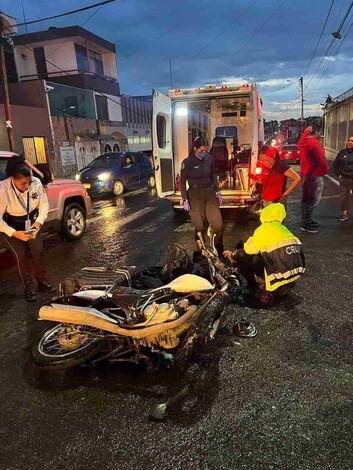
xmin=224 ymin=203 xmax=305 ymax=294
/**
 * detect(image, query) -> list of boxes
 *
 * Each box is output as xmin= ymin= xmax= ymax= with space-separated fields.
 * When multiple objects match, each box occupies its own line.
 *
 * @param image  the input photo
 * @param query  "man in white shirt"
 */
xmin=0 ymin=156 xmax=55 ymax=301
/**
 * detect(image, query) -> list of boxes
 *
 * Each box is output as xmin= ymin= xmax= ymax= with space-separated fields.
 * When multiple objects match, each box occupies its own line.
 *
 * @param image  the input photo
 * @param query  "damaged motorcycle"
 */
xmin=31 ymin=228 xmax=242 ymax=372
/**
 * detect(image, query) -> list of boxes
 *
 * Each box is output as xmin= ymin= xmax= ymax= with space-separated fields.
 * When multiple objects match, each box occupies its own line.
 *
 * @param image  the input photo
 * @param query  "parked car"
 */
xmin=278 ymin=144 xmax=300 ymax=164
xmin=75 ymin=151 xmax=156 ymax=197
xmin=0 ymin=151 xmax=91 ymax=254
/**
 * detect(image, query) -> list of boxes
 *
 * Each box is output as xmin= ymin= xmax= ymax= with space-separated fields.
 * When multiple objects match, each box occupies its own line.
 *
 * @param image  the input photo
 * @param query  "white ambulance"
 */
xmin=152 ymin=83 xmax=264 ymax=213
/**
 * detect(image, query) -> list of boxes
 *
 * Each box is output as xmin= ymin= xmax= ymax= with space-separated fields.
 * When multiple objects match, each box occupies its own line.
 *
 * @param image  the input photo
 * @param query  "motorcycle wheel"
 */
xmin=175 ymin=291 xmax=230 ymax=363
xmin=31 ymin=323 xmax=105 ymax=370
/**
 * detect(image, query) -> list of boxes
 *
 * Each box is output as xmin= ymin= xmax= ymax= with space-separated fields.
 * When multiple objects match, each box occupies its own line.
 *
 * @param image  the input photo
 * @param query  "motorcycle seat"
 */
xmin=110 ymin=286 xmax=150 ymax=310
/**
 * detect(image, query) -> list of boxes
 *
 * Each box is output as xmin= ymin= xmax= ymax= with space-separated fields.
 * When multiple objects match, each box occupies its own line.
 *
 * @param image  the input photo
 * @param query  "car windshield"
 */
xmin=0 ymin=159 xmax=9 ymax=181
xmin=87 ymin=153 xmax=122 ymax=169
xmin=283 ymin=146 xmax=298 ymax=150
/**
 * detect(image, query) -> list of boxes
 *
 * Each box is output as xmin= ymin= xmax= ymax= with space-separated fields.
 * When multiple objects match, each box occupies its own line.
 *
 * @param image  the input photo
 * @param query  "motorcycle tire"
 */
xmin=175 ymin=291 xmax=230 ymax=363
xmin=31 ymin=323 xmax=105 ymax=370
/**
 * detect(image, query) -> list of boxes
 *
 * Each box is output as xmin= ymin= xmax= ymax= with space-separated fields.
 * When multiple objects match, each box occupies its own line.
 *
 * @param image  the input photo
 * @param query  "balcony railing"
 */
xmin=19 ymin=69 xmax=117 ymax=83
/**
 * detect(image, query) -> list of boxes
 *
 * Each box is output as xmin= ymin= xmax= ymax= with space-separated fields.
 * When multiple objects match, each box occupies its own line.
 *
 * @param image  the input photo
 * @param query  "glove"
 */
xmin=183 ymin=199 xmax=190 ymax=211
xmin=216 ymin=192 xmax=222 ymax=205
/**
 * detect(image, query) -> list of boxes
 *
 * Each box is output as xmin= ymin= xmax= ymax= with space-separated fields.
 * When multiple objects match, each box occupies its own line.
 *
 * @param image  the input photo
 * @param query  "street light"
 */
xmin=286 ymin=79 xmax=300 ymax=92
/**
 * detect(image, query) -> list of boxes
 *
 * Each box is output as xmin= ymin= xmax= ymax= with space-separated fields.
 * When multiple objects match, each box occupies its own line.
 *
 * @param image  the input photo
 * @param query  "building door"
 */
xmin=34 ymin=47 xmax=48 ymax=79
xmin=22 ymin=137 xmax=47 ymax=165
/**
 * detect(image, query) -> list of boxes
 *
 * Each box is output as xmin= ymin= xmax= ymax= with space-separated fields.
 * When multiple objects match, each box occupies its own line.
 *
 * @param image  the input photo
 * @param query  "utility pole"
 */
xmin=169 ymin=59 xmax=173 ymax=90
xmin=299 ymin=76 xmax=304 ymax=123
xmin=0 ymin=19 xmax=15 ymax=152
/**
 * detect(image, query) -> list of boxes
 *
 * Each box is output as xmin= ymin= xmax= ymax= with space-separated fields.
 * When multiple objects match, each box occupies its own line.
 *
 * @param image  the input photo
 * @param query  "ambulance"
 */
xmin=152 ymin=83 xmax=264 ymax=213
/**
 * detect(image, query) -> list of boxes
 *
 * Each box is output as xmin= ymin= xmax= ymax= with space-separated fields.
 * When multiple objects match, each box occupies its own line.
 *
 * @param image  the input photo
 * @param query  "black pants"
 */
xmin=233 ymin=248 xmax=264 ymax=287
xmin=340 ymin=177 xmax=353 ymax=211
xmin=188 ymin=186 xmax=224 ymax=252
xmin=0 ymin=232 xmax=47 ymax=290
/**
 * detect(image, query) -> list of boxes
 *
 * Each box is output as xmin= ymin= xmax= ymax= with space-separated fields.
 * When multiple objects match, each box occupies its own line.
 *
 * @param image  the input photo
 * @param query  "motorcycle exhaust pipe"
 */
xmin=38 ymin=298 xmax=217 ymax=339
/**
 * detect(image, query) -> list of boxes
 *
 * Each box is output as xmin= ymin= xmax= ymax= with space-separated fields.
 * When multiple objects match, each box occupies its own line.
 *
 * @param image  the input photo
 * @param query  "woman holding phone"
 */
xmin=0 ymin=155 xmax=55 ymax=301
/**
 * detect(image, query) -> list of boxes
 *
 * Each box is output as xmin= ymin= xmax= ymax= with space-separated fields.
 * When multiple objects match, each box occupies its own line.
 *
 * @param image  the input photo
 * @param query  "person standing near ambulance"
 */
xmin=180 ymin=136 xmax=224 ymax=254
xmin=0 ymin=155 xmax=55 ymax=302
xmin=258 ymin=146 xmax=300 ymax=206
xmin=298 ymin=124 xmax=329 ymax=233
xmin=333 ymin=136 xmax=353 ymax=221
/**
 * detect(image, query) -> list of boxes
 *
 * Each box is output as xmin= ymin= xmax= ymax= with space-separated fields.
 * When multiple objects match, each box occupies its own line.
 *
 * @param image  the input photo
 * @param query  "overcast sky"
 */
xmin=3 ymin=0 xmax=353 ymax=120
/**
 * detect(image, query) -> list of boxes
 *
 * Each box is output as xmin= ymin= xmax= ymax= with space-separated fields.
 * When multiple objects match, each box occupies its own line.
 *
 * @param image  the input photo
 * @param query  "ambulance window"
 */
xmin=156 ymin=114 xmax=166 ymax=149
xmin=216 ymin=126 xmax=237 ymax=138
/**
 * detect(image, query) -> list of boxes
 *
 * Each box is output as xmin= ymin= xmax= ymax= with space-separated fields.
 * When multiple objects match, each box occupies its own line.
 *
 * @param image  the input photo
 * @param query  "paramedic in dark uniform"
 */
xmin=180 ymin=136 xmax=224 ymax=254
xmin=0 ymin=155 xmax=55 ymax=302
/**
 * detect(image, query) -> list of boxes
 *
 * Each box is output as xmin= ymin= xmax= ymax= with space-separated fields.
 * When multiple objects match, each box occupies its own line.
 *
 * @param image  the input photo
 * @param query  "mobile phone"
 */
xmin=25 ymin=228 xmax=37 ymax=234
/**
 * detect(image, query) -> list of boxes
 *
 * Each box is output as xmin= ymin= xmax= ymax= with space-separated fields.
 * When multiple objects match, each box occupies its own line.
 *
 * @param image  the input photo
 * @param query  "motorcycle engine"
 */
xmin=138 ymin=299 xmax=192 ymax=349
xmin=143 ymin=302 xmax=179 ymax=323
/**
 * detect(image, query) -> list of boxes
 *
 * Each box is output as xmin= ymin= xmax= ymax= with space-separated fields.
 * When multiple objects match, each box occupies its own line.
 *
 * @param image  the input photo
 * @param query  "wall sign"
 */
xmin=60 ymin=146 xmax=76 ymax=166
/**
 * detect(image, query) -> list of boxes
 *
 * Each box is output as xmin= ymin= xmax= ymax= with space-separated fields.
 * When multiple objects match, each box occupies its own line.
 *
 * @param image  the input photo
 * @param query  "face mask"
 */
xmin=198 ymin=151 xmax=208 ymax=159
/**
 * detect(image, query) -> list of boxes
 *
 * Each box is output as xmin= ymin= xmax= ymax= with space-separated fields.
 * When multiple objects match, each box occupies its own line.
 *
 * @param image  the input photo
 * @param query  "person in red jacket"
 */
xmin=298 ymin=124 xmax=329 ymax=233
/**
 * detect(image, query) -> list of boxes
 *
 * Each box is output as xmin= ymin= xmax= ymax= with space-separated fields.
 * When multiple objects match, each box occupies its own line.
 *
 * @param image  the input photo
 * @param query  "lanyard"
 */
xmin=11 ymin=181 xmax=30 ymax=219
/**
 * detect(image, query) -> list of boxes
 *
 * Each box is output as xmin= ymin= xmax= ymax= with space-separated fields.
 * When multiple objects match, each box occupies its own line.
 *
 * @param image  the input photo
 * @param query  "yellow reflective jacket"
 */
xmin=244 ymin=203 xmax=305 ymax=291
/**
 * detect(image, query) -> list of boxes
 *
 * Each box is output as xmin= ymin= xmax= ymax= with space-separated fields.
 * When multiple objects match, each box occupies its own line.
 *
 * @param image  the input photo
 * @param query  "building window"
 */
xmin=113 ymin=143 xmax=120 ymax=151
xmin=104 ymin=144 xmax=112 ymax=152
xmin=75 ymin=44 xmax=104 ymax=75
xmin=95 ymin=95 xmax=109 ymax=120
xmin=75 ymin=44 xmax=88 ymax=72
xmin=33 ymin=47 xmax=48 ymax=79
xmin=22 ymin=137 xmax=47 ymax=164
xmin=90 ymin=50 xmax=104 ymax=75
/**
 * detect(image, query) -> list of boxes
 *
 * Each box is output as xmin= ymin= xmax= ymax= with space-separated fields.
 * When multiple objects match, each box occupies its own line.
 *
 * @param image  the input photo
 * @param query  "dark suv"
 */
xmin=76 ymin=151 xmax=156 ymax=196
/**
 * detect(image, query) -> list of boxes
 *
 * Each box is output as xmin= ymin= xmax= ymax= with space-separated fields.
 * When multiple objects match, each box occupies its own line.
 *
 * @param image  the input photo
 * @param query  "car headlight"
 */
xmin=97 ymin=172 xmax=112 ymax=181
xmin=75 ymin=173 xmax=81 ymax=181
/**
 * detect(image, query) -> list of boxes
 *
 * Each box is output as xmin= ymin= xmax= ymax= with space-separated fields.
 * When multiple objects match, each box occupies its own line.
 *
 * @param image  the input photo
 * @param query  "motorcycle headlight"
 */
xmin=75 ymin=173 xmax=81 ymax=181
xmin=97 ymin=172 xmax=112 ymax=181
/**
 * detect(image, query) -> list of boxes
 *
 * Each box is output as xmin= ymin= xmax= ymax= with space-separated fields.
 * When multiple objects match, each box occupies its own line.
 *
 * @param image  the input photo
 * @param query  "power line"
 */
xmin=227 ymin=0 xmax=288 ymax=59
xmin=271 ymin=98 xmax=300 ymax=120
xmin=310 ymin=16 xmax=353 ymax=89
xmin=20 ymin=0 xmax=29 ymax=34
xmin=331 ymin=0 xmax=350 ymax=31
xmin=306 ymin=9 xmax=353 ymax=92
xmin=332 ymin=0 xmax=353 ymax=35
xmin=262 ymin=84 xmax=291 ymax=97
xmin=186 ymin=0 xmax=260 ymax=62
xmin=173 ymin=0 xmax=286 ymax=77
xmin=1 ymin=0 xmax=116 ymax=30
xmin=303 ymin=0 xmax=336 ymax=77
xmin=46 ymin=5 xmax=105 ymax=59
xmin=305 ymin=0 xmax=353 ymax=89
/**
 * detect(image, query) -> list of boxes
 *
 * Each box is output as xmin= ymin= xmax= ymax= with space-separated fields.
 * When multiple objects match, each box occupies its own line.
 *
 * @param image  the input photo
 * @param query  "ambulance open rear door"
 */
xmin=152 ymin=89 xmax=174 ymax=197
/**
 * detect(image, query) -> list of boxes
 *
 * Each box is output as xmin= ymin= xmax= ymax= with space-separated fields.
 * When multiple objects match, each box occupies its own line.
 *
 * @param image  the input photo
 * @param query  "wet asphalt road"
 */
xmin=0 ymin=176 xmax=352 ymax=470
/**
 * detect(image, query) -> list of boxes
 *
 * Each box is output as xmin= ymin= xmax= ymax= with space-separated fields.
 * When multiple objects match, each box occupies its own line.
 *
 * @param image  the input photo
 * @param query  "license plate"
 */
xmin=83 ymin=183 xmax=91 ymax=189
